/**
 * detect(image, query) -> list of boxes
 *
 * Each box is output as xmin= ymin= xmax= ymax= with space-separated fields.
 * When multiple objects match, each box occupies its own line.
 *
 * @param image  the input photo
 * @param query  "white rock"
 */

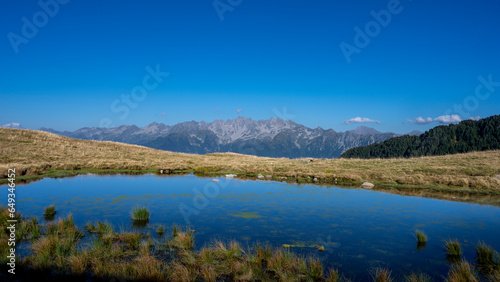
xmin=361 ymin=182 xmax=374 ymax=189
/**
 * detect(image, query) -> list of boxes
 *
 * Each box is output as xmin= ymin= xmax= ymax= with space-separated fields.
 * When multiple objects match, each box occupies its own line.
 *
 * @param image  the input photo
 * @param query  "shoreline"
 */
xmin=3 ymin=168 xmax=500 ymax=207
xmin=1 ymin=128 xmax=499 ymax=203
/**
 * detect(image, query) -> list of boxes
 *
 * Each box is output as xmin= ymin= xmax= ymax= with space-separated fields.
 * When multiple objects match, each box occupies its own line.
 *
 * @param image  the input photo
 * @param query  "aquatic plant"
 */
xmin=371 ymin=267 xmax=394 ymax=282
xmin=404 ymin=272 xmax=432 ymax=282
xmin=156 ymin=224 xmax=165 ymax=236
xmin=171 ymin=224 xmax=180 ymax=237
xmin=415 ymin=230 xmax=427 ymax=243
xmin=172 ymin=231 xmax=195 ymax=250
xmin=326 ymin=268 xmax=339 ymax=282
xmin=306 ymin=257 xmax=324 ymax=280
xmin=43 ymin=205 xmax=56 ymax=220
xmin=130 ymin=206 xmax=150 ymax=222
xmin=446 ymin=260 xmax=478 ymax=282
xmin=475 ymin=241 xmax=499 ymax=274
xmin=445 ymin=239 xmax=462 ymax=257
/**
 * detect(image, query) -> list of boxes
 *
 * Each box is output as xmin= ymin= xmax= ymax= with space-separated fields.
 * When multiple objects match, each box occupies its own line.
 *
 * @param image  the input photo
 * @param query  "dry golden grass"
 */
xmin=1 ymin=128 xmax=499 ymax=191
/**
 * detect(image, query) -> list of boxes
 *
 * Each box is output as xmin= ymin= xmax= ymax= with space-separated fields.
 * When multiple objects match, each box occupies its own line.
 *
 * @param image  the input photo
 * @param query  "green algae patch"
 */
xmin=230 ymin=212 xmax=263 ymax=219
xmin=169 ymin=193 xmax=191 ymax=197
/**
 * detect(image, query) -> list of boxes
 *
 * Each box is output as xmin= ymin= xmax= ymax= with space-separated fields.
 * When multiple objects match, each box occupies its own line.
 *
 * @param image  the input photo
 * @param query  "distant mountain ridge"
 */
xmin=341 ymin=115 xmax=500 ymax=159
xmin=41 ymin=117 xmax=414 ymax=158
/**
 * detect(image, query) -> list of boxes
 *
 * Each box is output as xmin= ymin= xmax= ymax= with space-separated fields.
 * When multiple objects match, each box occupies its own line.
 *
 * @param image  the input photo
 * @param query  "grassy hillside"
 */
xmin=1 ymin=128 xmax=500 ymax=192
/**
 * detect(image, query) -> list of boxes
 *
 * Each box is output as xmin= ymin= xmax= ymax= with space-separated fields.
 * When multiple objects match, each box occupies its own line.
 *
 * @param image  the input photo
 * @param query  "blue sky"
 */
xmin=1 ymin=0 xmax=499 ymax=133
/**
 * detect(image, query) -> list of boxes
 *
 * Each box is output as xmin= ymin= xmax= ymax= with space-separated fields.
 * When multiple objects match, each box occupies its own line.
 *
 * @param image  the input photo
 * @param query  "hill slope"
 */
xmin=1 ymin=128 xmax=499 ymax=190
xmin=341 ymin=115 xmax=500 ymax=159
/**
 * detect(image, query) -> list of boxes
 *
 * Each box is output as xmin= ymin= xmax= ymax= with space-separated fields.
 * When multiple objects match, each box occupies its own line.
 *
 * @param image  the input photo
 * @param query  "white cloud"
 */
xmin=236 ymin=109 xmax=243 ymax=113
xmin=434 ymin=114 xmax=462 ymax=124
xmin=406 ymin=117 xmax=433 ymax=125
xmin=160 ymin=112 xmax=166 ymax=116
xmin=343 ymin=117 xmax=380 ymax=125
xmin=468 ymin=116 xmax=481 ymax=121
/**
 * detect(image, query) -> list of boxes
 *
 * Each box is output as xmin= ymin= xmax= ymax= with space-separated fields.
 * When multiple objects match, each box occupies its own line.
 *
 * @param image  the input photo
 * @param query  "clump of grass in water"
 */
xmin=172 ymin=224 xmax=180 ymax=238
xmin=85 ymin=221 xmax=113 ymax=235
xmin=172 ymin=231 xmax=195 ymax=250
xmin=445 ymin=239 xmax=462 ymax=257
xmin=306 ymin=257 xmax=324 ymax=280
xmin=325 ymin=268 xmax=339 ymax=282
xmin=43 ymin=205 xmax=56 ymax=221
xmin=404 ymin=272 xmax=431 ymax=282
xmin=475 ymin=241 xmax=499 ymax=274
xmin=156 ymin=225 xmax=165 ymax=236
xmin=371 ymin=267 xmax=394 ymax=282
xmin=415 ymin=230 xmax=427 ymax=243
xmin=131 ymin=206 xmax=150 ymax=222
xmin=446 ymin=260 xmax=478 ymax=282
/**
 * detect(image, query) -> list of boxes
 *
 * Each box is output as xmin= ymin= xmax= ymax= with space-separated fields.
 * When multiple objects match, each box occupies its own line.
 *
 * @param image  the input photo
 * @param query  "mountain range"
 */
xmin=40 ymin=117 xmax=422 ymax=158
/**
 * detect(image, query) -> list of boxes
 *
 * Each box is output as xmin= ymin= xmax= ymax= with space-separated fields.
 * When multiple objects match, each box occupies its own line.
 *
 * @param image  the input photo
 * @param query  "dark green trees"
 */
xmin=340 ymin=115 xmax=500 ymax=159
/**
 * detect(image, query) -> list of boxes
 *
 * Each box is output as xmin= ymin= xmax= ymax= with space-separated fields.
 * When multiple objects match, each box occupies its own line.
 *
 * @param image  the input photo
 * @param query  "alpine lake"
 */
xmin=6 ymin=174 xmax=500 ymax=281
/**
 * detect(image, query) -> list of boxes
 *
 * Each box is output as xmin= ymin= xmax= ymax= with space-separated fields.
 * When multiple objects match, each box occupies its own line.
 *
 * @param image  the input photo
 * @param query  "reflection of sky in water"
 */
xmin=10 ymin=174 xmax=500 ymax=280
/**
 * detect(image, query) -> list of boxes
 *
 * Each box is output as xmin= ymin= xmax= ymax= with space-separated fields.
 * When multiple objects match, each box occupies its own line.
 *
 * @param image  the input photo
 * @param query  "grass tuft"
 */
xmin=172 ymin=224 xmax=180 ymax=238
xmin=43 ymin=205 xmax=56 ymax=220
xmin=415 ymin=230 xmax=427 ymax=243
xmin=326 ymin=268 xmax=339 ymax=282
xmin=131 ymin=206 xmax=150 ymax=222
xmin=475 ymin=241 xmax=499 ymax=274
xmin=156 ymin=224 xmax=165 ymax=236
xmin=446 ymin=260 xmax=478 ymax=282
xmin=445 ymin=239 xmax=462 ymax=257
xmin=371 ymin=267 xmax=394 ymax=282
xmin=404 ymin=272 xmax=432 ymax=282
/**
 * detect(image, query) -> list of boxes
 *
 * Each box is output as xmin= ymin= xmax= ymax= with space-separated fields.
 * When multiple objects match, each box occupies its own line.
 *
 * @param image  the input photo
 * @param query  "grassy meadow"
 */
xmin=1 ymin=128 xmax=499 ymax=197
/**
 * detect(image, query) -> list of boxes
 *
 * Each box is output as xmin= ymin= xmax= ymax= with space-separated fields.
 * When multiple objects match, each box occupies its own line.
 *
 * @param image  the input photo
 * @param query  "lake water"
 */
xmin=9 ymin=174 xmax=500 ymax=280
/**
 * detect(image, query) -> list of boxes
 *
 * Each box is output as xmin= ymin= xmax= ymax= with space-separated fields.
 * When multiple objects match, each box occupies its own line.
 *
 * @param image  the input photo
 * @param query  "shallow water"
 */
xmin=8 ymin=174 xmax=500 ymax=280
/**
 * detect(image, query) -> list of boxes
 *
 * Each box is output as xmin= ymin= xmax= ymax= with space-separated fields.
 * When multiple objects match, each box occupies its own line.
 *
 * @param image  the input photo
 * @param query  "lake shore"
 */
xmin=1 ymin=128 xmax=500 ymax=196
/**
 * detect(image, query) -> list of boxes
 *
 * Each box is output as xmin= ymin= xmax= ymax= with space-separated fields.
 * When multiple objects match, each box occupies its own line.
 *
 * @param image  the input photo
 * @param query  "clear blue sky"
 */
xmin=1 ymin=0 xmax=499 ymax=133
